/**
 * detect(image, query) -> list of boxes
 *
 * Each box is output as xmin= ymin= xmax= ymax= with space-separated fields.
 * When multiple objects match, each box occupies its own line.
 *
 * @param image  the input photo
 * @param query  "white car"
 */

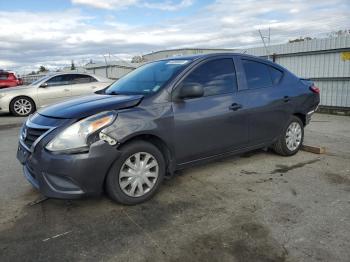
xmin=0 ymin=73 xmax=113 ymax=116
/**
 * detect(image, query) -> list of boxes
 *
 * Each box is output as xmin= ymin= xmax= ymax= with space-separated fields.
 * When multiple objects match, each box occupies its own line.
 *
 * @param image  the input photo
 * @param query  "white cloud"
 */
xmin=0 ymin=60 xmax=16 ymax=68
xmin=71 ymin=0 xmax=194 ymax=11
xmin=71 ymin=0 xmax=138 ymax=10
xmin=0 ymin=0 xmax=349 ymax=72
xmin=143 ymin=0 xmax=194 ymax=11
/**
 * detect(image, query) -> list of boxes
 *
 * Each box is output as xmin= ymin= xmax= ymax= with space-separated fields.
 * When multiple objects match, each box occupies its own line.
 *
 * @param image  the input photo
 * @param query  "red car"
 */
xmin=0 ymin=71 xmax=23 ymax=88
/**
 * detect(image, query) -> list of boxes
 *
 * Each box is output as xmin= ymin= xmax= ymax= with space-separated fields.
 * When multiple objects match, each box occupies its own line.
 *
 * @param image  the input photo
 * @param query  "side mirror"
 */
xmin=39 ymin=82 xmax=48 ymax=88
xmin=178 ymin=83 xmax=204 ymax=99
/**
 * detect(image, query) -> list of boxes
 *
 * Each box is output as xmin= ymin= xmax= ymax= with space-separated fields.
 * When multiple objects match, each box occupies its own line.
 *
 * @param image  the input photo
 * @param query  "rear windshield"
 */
xmin=105 ymin=60 xmax=191 ymax=95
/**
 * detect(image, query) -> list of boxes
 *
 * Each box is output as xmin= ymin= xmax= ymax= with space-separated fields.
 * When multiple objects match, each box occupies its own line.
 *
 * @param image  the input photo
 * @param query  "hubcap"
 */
xmin=119 ymin=152 xmax=159 ymax=197
xmin=14 ymin=99 xmax=32 ymax=116
xmin=285 ymin=122 xmax=302 ymax=151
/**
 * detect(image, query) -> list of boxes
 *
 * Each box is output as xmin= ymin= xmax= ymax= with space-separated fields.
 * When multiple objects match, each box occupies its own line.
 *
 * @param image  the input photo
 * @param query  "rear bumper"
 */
xmin=17 ymin=140 xmax=120 ymax=199
xmin=306 ymin=106 xmax=318 ymax=125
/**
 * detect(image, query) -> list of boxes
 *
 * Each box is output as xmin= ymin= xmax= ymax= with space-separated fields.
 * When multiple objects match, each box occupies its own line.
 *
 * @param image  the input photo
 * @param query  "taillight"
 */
xmin=310 ymin=85 xmax=320 ymax=94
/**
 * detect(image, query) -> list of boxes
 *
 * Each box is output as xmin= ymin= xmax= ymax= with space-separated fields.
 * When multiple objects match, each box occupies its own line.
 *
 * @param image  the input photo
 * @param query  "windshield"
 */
xmin=105 ymin=60 xmax=191 ymax=95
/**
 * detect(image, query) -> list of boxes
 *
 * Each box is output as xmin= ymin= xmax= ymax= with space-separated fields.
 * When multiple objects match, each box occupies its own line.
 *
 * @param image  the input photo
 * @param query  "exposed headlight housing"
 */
xmin=46 ymin=111 xmax=117 ymax=152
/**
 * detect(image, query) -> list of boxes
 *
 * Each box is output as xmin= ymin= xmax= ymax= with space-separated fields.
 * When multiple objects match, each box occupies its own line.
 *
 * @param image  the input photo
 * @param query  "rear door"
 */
xmin=172 ymin=57 xmax=249 ymax=164
xmin=69 ymin=74 xmax=104 ymax=97
xmin=237 ymin=58 xmax=292 ymax=145
xmin=38 ymin=74 xmax=73 ymax=106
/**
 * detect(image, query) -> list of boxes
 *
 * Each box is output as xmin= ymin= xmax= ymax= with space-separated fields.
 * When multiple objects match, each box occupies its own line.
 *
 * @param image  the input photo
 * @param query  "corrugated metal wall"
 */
xmin=275 ymin=53 xmax=350 ymax=107
xmin=243 ymin=36 xmax=350 ymax=108
xmin=85 ymin=64 xmax=136 ymax=80
xmin=276 ymin=53 xmax=350 ymax=78
xmin=108 ymin=66 xmax=134 ymax=79
xmin=143 ymin=48 xmax=237 ymax=61
xmin=316 ymin=80 xmax=349 ymax=107
xmin=84 ymin=36 xmax=350 ymax=108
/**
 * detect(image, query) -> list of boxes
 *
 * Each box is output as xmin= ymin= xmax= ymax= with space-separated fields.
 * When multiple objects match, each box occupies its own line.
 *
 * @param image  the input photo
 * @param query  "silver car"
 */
xmin=0 ymin=73 xmax=113 ymax=116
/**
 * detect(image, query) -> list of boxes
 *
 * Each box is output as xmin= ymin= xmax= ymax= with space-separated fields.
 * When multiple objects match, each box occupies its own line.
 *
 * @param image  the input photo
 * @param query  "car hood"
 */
xmin=38 ymin=94 xmax=144 ymax=119
xmin=0 ymin=85 xmax=32 ymax=93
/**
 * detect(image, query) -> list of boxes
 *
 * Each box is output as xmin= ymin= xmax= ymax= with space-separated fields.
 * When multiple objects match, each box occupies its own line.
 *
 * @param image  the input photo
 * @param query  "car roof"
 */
xmin=159 ymin=52 xmax=264 ymax=61
xmin=158 ymin=52 xmax=283 ymax=70
xmin=40 ymin=72 xmax=109 ymax=82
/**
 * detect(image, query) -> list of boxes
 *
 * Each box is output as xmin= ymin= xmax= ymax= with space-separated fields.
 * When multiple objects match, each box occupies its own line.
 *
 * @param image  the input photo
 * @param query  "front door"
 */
xmin=38 ymin=74 xmax=72 ymax=106
xmin=172 ymin=57 xmax=249 ymax=164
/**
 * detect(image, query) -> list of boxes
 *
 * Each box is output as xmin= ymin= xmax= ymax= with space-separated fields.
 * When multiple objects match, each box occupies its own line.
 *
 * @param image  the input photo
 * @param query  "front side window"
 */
xmin=180 ymin=58 xmax=237 ymax=97
xmin=30 ymin=75 xmax=51 ymax=86
xmin=45 ymin=75 xmax=72 ymax=87
xmin=242 ymin=59 xmax=273 ymax=89
xmin=105 ymin=60 xmax=190 ymax=95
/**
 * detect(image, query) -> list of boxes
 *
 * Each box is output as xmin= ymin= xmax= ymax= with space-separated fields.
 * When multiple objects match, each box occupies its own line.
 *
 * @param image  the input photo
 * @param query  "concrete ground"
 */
xmin=0 ymin=113 xmax=349 ymax=262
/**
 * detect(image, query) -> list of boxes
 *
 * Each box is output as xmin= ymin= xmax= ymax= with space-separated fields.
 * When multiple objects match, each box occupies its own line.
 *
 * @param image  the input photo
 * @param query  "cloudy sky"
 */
xmin=0 ymin=0 xmax=349 ymax=73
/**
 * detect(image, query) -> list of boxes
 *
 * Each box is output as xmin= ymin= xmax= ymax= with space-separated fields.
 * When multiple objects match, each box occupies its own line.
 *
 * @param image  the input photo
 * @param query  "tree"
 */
xmin=38 ymin=66 xmax=47 ymax=73
xmin=288 ymin=37 xmax=313 ymax=43
xmin=71 ymin=60 xmax=76 ymax=70
xmin=328 ymin=29 xmax=350 ymax=38
xmin=131 ymin=55 xmax=144 ymax=63
xmin=288 ymin=29 xmax=350 ymax=43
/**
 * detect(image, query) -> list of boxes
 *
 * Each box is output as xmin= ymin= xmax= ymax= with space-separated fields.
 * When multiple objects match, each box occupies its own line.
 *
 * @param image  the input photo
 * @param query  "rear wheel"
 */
xmin=272 ymin=116 xmax=304 ymax=156
xmin=10 ymin=96 xmax=35 ymax=117
xmin=106 ymin=140 xmax=165 ymax=205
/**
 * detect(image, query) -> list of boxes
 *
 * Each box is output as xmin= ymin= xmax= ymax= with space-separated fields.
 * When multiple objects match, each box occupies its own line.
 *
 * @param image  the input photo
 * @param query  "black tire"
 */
xmin=106 ymin=140 xmax=165 ymax=205
xmin=272 ymin=116 xmax=304 ymax=156
xmin=10 ymin=96 xmax=36 ymax=117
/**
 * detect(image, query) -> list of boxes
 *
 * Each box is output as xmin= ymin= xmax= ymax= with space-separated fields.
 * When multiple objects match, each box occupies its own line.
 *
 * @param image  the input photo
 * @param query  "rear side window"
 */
xmin=70 ymin=74 xmax=97 ymax=84
xmin=242 ymin=59 xmax=272 ymax=89
xmin=0 ymin=74 xmax=8 ymax=80
xmin=269 ymin=66 xmax=283 ymax=85
xmin=181 ymin=58 xmax=237 ymax=97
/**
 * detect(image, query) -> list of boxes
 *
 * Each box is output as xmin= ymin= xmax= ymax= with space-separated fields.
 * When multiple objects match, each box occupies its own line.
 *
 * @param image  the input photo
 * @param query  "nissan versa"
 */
xmin=17 ymin=54 xmax=320 ymax=205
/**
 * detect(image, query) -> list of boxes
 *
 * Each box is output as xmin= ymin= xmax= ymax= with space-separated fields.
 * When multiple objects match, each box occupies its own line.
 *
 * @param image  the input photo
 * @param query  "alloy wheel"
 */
xmin=285 ymin=121 xmax=302 ymax=151
xmin=13 ymin=98 xmax=32 ymax=116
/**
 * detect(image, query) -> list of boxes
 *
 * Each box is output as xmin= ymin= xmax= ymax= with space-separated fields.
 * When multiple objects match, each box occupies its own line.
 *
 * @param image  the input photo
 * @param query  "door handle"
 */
xmin=229 ymin=103 xmax=242 ymax=111
xmin=64 ymin=89 xmax=70 ymax=92
xmin=283 ymin=96 xmax=290 ymax=102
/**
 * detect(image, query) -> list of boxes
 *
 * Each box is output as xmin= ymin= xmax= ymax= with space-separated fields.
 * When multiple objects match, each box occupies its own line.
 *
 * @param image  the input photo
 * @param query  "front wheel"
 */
xmin=10 ymin=96 xmax=35 ymax=117
xmin=272 ymin=116 xmax=304 ymax=156
xmin=106 ymin=140 xmax=165 ymax=205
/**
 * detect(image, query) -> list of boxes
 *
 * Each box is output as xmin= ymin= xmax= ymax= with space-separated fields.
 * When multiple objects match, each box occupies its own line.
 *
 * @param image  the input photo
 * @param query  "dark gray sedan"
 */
xmin=17 ymin=53 xmax=320 ymax=204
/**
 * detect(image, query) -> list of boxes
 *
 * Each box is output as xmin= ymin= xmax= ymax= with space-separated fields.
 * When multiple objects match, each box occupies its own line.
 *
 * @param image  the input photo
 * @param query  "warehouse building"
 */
xmin=243 ymin=35 xmax=350 ymax=109
xmin=142 ymin=48 xmax=237 ymax=61
xmin=139 ymin=36 xmax=350 ymax=109
xmin=84 ymin=60 xmax=140 ymax=80
xmin=84 ymin=35 xmax=350 ymax=109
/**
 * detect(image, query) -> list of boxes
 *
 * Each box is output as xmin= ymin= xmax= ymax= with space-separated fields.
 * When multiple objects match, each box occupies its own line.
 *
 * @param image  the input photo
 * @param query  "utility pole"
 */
xmin=103 ymin=54 xmax=109 ymax=78
xmin=258 ymin=28 xmax=271 ymax=60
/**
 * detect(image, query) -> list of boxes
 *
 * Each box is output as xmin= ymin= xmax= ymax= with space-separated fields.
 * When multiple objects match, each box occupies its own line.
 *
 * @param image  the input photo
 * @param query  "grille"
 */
xmin=23 ymin=126 xmax=49 ymax=149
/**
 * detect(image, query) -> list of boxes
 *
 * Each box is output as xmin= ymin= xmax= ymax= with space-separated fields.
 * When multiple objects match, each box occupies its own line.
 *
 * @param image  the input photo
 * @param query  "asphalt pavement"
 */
xmin=0 ymin=113 xmax=349 ymax=262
